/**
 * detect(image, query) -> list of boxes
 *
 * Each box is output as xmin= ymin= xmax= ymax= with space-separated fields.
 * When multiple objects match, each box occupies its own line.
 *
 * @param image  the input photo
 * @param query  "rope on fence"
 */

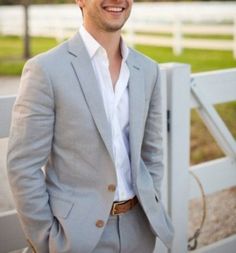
xmin=188 ymin=170 xmax=207 ymax=251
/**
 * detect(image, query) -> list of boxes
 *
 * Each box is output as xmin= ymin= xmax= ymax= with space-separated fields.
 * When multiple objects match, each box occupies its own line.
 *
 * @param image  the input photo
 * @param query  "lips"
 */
xmin=103 ymin=6 xmax=125 ymax=13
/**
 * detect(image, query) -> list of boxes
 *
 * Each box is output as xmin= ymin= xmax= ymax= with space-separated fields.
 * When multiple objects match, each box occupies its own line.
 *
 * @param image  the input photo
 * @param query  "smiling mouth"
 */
xmin=103 ymin=6 xmax=125 ymax=13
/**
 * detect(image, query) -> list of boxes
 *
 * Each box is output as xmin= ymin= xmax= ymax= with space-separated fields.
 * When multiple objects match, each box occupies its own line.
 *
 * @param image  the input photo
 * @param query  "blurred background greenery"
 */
xmin=1 ymin=36 xmax=236 ymax=75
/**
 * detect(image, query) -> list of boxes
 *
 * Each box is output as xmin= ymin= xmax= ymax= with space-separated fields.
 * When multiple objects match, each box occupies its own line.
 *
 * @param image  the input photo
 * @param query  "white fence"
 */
xmin=0 ymin=2 xmax=236 ymax=57
xmin=163 ymin=64 xmax=236 ymax=253
xmin=0 ymin=64 xmax=236 ymax=253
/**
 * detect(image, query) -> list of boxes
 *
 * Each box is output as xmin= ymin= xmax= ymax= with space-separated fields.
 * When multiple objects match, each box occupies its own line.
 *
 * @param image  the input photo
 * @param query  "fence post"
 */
xmin=173 ymin=19 xmax=183 ymax=56
xmin=163 ymin=63 xmax=191 ymax=253
xmin=233 ymin=17 xmax=236 ymax=59
xmin=124 ymin=18 xmax=135 ymax=48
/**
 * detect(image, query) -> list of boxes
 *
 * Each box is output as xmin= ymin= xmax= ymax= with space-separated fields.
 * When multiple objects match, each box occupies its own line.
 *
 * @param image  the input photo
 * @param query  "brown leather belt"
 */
xmin=110 ymin=196 xmax=138 ymax=215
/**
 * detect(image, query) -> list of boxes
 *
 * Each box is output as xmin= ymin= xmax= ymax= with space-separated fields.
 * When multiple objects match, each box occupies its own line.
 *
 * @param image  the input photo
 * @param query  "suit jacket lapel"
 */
xmin=126 ymin=52 xmax=145 ymax=170
xmin=67 ymin=33 xmax=115 ymax=164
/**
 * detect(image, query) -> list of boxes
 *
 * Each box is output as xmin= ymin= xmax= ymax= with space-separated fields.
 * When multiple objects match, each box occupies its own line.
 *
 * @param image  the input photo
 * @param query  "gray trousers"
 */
xmin=92 ymin=203 xmax=156 ymax=253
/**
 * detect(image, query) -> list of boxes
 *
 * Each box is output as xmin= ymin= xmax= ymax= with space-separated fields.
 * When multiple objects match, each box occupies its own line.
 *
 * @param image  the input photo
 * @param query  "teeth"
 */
xmin=105 ymin=7 xmax=123 ymax=12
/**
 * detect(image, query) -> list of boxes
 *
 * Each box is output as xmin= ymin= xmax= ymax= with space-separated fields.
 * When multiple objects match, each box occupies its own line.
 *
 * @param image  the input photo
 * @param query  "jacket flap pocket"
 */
xmin=49 ymin=195 xmax=74 ymax=219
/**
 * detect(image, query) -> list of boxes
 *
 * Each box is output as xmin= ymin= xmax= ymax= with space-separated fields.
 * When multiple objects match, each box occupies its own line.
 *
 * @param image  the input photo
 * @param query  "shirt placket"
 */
xmin=114 ymin=62 xmax=131 ymax=200
xmin=97 ymin=49 xmax=132 ymax=201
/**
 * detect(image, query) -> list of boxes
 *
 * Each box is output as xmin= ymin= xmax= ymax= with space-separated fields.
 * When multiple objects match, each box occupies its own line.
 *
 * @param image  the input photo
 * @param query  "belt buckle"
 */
xmin=111 ymin=202 xmax=119 ymax=215
xmin=111 ymin=200 xmax=127 ymax=215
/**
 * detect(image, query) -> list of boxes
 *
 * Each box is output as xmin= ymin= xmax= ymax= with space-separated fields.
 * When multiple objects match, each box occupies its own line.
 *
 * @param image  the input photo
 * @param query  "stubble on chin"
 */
xmin=100 ymin=14 xmax=130 ymax=33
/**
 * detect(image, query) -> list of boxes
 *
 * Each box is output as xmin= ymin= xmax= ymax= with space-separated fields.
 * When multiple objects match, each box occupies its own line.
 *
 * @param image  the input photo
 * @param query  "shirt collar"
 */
xmin=79 ymin=25 xmax=129 ymax=61
xmin=120 ymin=37 xmax=129 ymax=62
xmin=79 ymin=25 xmax=100 ymax=59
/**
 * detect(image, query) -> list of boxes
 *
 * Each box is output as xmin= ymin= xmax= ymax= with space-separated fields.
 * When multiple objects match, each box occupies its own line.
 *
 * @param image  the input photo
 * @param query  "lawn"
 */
xmin=136 ymin=45 xmax=236 ymax=73
xmin=0 ymin=35 xmax=235 ymax=164
xmin=0 ymin=36 xmax=57 ymax=75
xmin=1 ymin=35 xmax=236 ymax=75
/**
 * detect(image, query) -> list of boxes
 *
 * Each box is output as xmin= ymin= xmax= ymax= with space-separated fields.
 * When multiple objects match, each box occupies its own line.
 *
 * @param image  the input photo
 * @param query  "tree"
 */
xmin=22 ymin=0 xmax=30 ymax=59
xmin=1 ymin=0 xmax=31 ymax=59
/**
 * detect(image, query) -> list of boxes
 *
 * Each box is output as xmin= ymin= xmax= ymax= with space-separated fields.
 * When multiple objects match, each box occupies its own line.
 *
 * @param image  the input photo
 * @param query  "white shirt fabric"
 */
xmin=79 ymin=26 xmax=135 ymax=201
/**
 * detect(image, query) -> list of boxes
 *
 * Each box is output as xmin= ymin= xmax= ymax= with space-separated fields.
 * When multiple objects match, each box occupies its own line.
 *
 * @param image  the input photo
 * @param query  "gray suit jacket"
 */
xmin=7 ymin=32 xmax=174 ymax=253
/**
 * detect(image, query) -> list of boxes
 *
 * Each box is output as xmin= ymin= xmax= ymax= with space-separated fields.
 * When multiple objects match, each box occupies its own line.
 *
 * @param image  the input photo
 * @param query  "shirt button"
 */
xmin=108 ymin=184 xmax=116 ymax=192
xmin=96 ymin=220 xmax=104 ymax=228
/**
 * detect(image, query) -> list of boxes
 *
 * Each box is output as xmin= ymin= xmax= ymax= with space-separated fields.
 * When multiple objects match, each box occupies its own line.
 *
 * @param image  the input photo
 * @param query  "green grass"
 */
xmin=183 ymin=34 xmax=233 ymax=40
xmin=136 ymin=45 xmax=236 ymax=73
xmin=191 ymin=101 xmax=236 ymax=165
xmin=0 ymin=36 xmax=57 ymax=75
xmin=1 ymin=35 xmax=236 ymax=75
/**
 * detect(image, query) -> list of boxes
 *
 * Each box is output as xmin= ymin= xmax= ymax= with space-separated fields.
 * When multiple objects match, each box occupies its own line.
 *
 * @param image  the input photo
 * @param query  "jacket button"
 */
xmin=96 ymin=220 xmax=104 ymax=228
xmin=108 ymin=184 xmax=116 ymax=192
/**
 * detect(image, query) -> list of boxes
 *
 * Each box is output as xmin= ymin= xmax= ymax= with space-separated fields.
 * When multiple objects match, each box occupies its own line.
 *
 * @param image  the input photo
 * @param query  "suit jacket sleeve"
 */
xmin=141 ymin=64 xmax=164 ymax=200
xmin=7 ymin=58 xmax=55 ymax=253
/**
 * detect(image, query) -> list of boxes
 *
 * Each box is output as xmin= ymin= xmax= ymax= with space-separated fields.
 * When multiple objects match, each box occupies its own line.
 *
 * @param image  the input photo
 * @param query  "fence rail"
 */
xmin=123 ymin=21 xmax=236 ymax=57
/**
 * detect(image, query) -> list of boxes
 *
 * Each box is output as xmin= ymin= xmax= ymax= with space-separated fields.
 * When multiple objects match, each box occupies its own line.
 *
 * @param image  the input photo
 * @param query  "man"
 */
xmin=7 ymin=0 xmax=174 ymax=252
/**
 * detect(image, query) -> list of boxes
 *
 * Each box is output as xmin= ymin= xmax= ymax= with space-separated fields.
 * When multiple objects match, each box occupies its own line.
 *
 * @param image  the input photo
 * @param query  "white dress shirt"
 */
xmin=79 ymin=26 xmax=135 ymax=201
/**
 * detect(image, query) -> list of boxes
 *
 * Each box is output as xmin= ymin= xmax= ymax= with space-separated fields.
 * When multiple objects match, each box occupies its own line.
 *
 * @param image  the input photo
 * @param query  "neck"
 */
xmin=83 ymin=24 xmax=123 ymax=87
xmin=84 ymin=24 xmax=122 ymax=61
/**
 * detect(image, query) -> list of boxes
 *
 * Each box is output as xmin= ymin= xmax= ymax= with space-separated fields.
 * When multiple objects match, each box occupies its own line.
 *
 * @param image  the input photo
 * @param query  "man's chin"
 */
xmin=101 ymin=20 xmax=126 ymax=33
